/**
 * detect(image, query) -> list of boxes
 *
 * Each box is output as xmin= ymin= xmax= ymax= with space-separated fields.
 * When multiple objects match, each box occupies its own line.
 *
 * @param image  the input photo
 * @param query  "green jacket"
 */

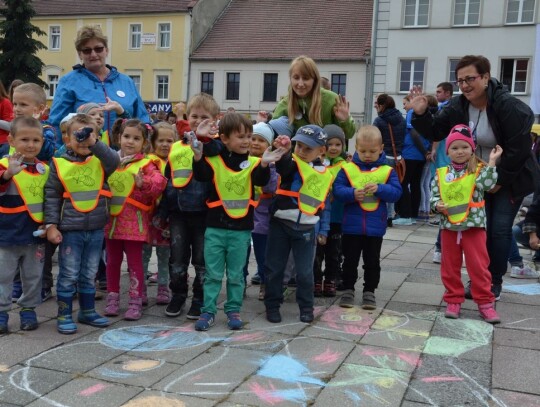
xmin=273 ymin=88 xmax=356 ymax=139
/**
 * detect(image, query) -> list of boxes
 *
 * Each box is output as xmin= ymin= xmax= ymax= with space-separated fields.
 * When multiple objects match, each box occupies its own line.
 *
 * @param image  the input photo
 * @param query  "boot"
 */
xmin=57 ymin=294 xmax=77 ymax=334
xmin=77 ymin=289 xmax=109 ymax=327
xmin=104 ymin=292 xmax=120 ymax=316
xmin=124 ymin=297 xmax=143 ymax=321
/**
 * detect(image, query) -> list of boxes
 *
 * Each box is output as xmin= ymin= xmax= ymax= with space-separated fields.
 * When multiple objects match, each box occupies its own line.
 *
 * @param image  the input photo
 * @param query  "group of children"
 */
xmin=0 ymin=88 xmax=503 ymax=335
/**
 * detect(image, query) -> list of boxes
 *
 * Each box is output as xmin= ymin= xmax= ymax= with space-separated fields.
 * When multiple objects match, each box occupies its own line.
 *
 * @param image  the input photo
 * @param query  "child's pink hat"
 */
xmin=446 ymin=124 xmax=475 ymax=154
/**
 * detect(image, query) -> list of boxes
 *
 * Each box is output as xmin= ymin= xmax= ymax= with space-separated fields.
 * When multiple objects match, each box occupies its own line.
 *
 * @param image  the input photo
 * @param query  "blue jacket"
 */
xmin=49 ymin=64 xmax=150 ymax=146
xmin=333 ymin=152 xmax=402 ymax=237
xmin=402 ymin=109 xmax=430 ymax=161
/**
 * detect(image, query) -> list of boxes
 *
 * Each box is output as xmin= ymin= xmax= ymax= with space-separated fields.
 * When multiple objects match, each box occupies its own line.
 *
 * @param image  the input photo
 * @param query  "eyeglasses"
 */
xmin=454 ymin=75 xmax=482 ymax=86
xmin=80 ymin=46 xmax=105 ymax=55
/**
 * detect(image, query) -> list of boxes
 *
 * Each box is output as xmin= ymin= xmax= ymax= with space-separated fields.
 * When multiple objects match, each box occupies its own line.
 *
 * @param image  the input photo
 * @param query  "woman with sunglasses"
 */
xmin=410 ymin=54 xmax=539 ymax=301
xmin=49 ymin=25 xmax=149 ymax=146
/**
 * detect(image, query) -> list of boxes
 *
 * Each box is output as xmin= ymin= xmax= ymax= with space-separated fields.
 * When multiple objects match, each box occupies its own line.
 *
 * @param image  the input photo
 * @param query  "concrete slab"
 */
xmin=344 ymin=344 xmax=421 ymax=373
xmin=492 ymin=345 xmax=540 ymax=395
xmin=491 ymin=389 xmax=540 ymax=406
xmin=392 ymin=282 xmax=445 ymax=306
xmin=122 ymin=390 xmax=216 ymax=406
xmin=494 ymin=327 xmax=540 ymax=351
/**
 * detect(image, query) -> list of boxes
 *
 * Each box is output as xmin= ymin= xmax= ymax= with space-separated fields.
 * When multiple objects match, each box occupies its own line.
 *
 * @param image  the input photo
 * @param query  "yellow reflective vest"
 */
xmin=205 ymin=155 xmax=260 ymax=219
xmin=341 ymin=163 xmax=393 ymax=211
xmin=168 ymin=141 xmax=194 ymax=188
xmin=54 ymin=156 xmax=111 ymax=213
xmin=100 ymin=130 xmax=110 ymax=146
xmin=0 ymin=158 xmax=49 ymax=222
xmin=108 ymin=158 xmax=153 ymax=216
xmin=148 ymin=153 xmax=166 ymax=176
xmin=436 ymin=166 xmax=484 ymax=224
xmin=276 ymin=155 xmax=334 ymax=215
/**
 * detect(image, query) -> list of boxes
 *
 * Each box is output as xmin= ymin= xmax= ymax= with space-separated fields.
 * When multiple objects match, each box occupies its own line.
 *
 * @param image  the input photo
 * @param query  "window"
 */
xmin=506 ymin=0 xmax=535 ymax=24
xmin=49 ymin=26 xmax=61 ymax=50
xmin=404 ymin=0 xmax=430 ymax=27
xmin=156 ymin=75 xmax=169 ymax=100
xmin=500 ymin=58 xmax=529 ymax=93
xmin=201 ymin=72 xmax=214 ymax=96
xmin=47 ymin=75 xmax=59 ymax=98
xmin=129 ymin=75 xmax=141 ymax=93
xmin=399 ymin=59 xmax=425 ymax=92
xmin=453 ymin=0 xmax=480 ymax=25
xmin=263 ymin=73 xmax=278 ymax=102
xmin=448 ymin=58 xmax=461 ymax=93
xmin=331 ymin=74 xmax=347 ymax=96
xmin=129 ymin=24 xmax=142 ymax=49
xmin=226 ymin=72 xmax=240 ymax=100
xmin=158 ymin=23 xmax=171 ymax=49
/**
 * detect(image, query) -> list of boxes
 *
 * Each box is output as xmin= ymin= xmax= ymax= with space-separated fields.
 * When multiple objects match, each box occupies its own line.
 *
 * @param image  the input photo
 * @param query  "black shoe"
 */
xmin=387 ymin=218 xmax=393 ymax=227
xmin=251 ymin=274 xmax=261 ymax=285
xmin=288 ymin=278 xmax=297 ymax=288
xmin=464 ymin=280 xmax=473 ymax=300
xmin=266 ymin=309 xmax=281 ymax=323
xmin=491 ymin=283 xmax=502 ymax=301
xmin=300 ymin=309 xmax=314 ymax=323
xmin=41 ymin=288 xmax=53 ymax=302
xmin=165 ymin=295 xmax=186 ymax=317
xmin=186 ymin=300 xmax=202 ymax=320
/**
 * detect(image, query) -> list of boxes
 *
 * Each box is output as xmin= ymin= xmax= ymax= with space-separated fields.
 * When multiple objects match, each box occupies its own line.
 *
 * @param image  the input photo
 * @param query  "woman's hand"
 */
xmin=408 ymin=85 xmax=429 ymax=115
xmin=529 ymin=232 xmax=540 ymax=251
xmin=100 ymin=97 xmax=124 ymax=115
xmin=488 ymin=145 xmax=503 ymax=167
xmin=334 ymin=95 xmax=350 ymax=122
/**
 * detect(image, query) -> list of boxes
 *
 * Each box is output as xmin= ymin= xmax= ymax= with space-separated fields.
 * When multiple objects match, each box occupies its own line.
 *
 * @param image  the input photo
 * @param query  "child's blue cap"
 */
xmin=268 ymin=116 xmax=294 ymax=138
xmin=292 ymin=125 xmax=327 ymax=148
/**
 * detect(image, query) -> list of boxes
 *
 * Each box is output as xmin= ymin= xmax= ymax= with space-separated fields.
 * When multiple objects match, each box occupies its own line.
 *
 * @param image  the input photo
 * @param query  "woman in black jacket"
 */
xmin=410 ymin=55 xmax=539 ymax=300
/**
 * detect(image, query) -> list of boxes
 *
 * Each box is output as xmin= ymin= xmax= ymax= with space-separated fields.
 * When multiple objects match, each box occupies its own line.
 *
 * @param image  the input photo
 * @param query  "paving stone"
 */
xmin=492 ymin=345 xmax=540 ymax=395
xmin=378 ymin=271 xmax=409 ymax=290
xmin=391 ymin=282 xmax=445 ymax=306
xmin=344 ymin=344 xmax=421 ymax=374
xmin=495 ymin=302 xmax=540 ymax=330
xmin=223 ymin=330 xmax=293 ymax=354
xmin=122 ymin=390 xmax=216 ymax=406
xmin=0 ymin=331 xmax=67 ymax=367
xmin=494 ymin=327 xmax=540 ymax=351
xmin=491 ymin=389 xmax=540 ymax=406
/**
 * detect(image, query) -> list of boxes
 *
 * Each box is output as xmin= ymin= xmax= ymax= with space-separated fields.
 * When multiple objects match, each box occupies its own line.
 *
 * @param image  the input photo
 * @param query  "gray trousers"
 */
xmin=0 ymin=245 xmax=44 ymax=312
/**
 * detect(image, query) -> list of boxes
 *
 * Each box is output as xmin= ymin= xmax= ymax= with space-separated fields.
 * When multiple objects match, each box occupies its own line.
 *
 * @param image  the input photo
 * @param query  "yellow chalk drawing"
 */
xmin=0 ymin=364 xmax=9 ymax=372
xmin=122 ymin=359 xmax=162 ymax=372
xmin=121 ymin=396 xmax=185 ymax=407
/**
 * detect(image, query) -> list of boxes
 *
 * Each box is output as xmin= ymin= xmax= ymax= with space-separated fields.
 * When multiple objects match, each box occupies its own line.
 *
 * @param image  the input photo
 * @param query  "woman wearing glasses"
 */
xmin=49 ymin=25 xmax=149 ymax=145
xmin=410 ymin=54 xmax=538 ymax=301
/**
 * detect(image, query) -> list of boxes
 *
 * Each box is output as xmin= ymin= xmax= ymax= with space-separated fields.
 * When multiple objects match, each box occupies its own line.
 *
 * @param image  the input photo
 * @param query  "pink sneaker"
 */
xmin=478 ymin=303 xmax=500 ymax=324
xmin=445 ymin=303 xmax=461 ymax=319
xmin=147 ymin=273 xmax=158 ymax=285
xmin=104 ymin=292 xmax=120 ymax=316
xmin=156 ymin=285 xmax=170 ymax=305
xmin=124 ymin=297 xmax=143 ymax=321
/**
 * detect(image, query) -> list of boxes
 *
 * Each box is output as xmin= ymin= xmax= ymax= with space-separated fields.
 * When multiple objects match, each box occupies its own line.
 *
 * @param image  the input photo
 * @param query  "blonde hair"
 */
xmin=13 ymin=83 xmax=46 ymax=106
xmin=186 ymin=93 xmax=220 ymax=118
xmin=356 ymin=125 xmax=383 ymax=145
xmin=75 ymin=25 xmax=108 ymax=51
xmin=67 ymin=113 xmax=98 ymax=136
xmin=151 ymin=121 xmax=178 ymax=149
xmin=466 ymin=154 xmax=485 ymax=173
xmin=287 ymin=56 xmax=322 ymax=126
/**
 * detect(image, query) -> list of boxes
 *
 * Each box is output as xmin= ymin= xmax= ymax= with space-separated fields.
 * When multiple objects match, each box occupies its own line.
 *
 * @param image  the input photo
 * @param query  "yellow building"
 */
xmin=31 ymin=1 xmax=195 ymax=108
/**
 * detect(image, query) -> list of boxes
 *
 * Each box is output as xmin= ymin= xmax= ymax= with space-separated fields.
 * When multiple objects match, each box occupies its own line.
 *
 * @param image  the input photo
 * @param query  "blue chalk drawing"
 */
xmin=258 ymin=355 xmax=326 ymax=387
xmin=98 ymin=367 xmax=134 ymax=379
xmin=504 ymin=284 xmax=540 ymax=295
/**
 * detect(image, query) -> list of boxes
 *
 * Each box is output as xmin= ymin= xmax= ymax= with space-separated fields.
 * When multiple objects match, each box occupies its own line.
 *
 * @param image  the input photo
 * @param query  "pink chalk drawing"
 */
xmin=312 ymin=347 xmax=343 ymax=365
xmin=229 ymin=332 xmax=266 ymax=342
xmin=318 ymin=305 xmax=374 ymax=335
xmin=362 ymin=348 xmax=422 ymax=369
xmin=421 ymin=376 xmax=465 ymax=383
xmin=79 ymin=383 xmax=109 ymax=396
xmin=249 ymin=382 xmax=285 ymax=405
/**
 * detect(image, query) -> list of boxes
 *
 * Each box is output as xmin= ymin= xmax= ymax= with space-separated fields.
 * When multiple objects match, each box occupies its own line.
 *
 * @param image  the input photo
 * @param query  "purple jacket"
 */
xmin=253 ymin=164 xmax=278 ymax=235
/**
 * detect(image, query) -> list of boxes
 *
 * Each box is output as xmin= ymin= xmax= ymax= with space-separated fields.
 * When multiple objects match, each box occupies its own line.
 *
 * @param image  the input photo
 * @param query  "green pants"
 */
xmin=201 ymin=227 xmax=251 ymax=315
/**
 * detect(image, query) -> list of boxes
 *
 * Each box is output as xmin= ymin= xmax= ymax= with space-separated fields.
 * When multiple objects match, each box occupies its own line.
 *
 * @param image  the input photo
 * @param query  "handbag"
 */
xmin=388 ymin=124 xmax=406 ymax=183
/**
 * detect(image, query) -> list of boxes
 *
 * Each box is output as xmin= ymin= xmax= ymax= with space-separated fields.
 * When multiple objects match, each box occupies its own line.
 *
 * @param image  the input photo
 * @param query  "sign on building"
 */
xmin=141 ymin=33 xmax=156 ymax=45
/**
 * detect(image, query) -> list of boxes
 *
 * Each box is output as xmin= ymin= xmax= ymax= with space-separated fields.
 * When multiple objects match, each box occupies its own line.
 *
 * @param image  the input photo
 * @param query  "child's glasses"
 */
xmin=80 ymin=46 xmax=105 ymax=55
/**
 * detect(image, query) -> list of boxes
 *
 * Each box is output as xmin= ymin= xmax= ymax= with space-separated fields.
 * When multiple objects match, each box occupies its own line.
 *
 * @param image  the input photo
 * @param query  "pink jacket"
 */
xmin=105 ymin=154 xmax=167 ymax=242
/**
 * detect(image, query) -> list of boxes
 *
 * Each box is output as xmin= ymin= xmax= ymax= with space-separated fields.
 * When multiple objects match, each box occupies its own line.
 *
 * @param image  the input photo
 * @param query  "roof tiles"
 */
xmin=31 ymin=0 xmax=193 ymax=16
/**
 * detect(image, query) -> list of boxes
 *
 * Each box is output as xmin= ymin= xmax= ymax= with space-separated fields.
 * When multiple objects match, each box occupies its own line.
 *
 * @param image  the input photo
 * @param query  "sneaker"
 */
xmin=361 ymin=291 xmax=376 ymax=310
xmin=323 ymin=280 xmax=336 ymax=297
xmin=491 ymin=283 xmax=502 ymax=302
xmin=20 ymin=308 xmax=38 ymax=331
xmin=510 ymin=265 xmax=540 ymax=279
xmin=444 ymin=303 xmax=461 ymax=319
xmin=339 ymin=290 xmax=355 ymax=308
xmin=464 ymin=281 xmax=473 ymax=300
xmin=226 ymin=312 xmax=243 ymax=330
xmin=478 ymin=303 xmax=501 ymax=324
xmin=0 ymin=312 xmax=8 ymax=334
xmin=104 ymin=292 xmax=120 ymax=316
xmin=392 ymin=217 xmax=414 ymax=226
xmin=41 ymin=288 xmax=53 ymax=302
xmin=266 ymin=308 xmax=281 ymax=323
xmin=429 ymin=217 xmax=440 ymax=226
xmin=165 ymin=295 xmax=186 ymax=317
xmin=314 ymin=282 xmax=323 ymax=297
xmin=194 ymin=312 xmax=215 ymax=331
xmin=432 ymin=250 xmax=442 ymax=264
xmin=300 ymin=308 xmax=314 ymax=323
xmin=258 ymin=285 xmax=265 ymax=301
xmin=336 ymin=280 xmax=346 ymax=291
xmin=147 ymin=273 xmax=158 ymax=285
xmin=156 ymin=285 xmax=170 ymax=305
xmin=11 ymin=281 xmax=22 ymax=303
xmin=187 ymin=300 xmax=202 ymax=320
xmin=251 ymin=274 xmax=261 ymax=285
xmin=124 ymin=297 xmax=143 ymax=321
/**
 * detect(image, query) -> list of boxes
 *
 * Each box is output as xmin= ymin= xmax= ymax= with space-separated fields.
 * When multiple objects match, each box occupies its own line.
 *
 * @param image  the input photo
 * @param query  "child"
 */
xmin=333 ymin=125 xmax=402 ymax=309
xmin=314 ymin=124 xmax=347 ymax=297
xmin=45 ymin=113 xmax=120 ymax=334
xmin=143 ymin=122 xmax=176 ymax=305
xmin=154 ymin=93 xmax=218 ymax=319
xmin=431 ymin=125 xmax=502 ymax=324
xmin=190 ymin=113 xmax=280 ymax=331
xmin=104 ymin=119 xmax=166 ymax=321
xmin=0 ymin=117 xmax=47 ymax=333
xmin=246 ymin=122 xmax=278 ymax=300
xmin=264 ymin=125 xmax=334 ymax=324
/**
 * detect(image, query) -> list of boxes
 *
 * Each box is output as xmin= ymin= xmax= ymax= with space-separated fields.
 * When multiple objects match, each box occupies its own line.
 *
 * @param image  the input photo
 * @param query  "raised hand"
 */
xmin=273 ymin=135 xmax=291 ymax=151
xmin=256 ymin=111 xmax=269 ymax=123
xmin=196 ymin=119 xmax=219 ymax=139
xmin=100 ymin=97 xmax=124 ymax=115
xmin=489 ymin=145 xmax=503 ymax=164
xmin=134 ymin=168 xmax=144 ymax=188
xmin=261 ymin=146 xmax=287 ymax=165
xmin=408 ymin=85 xmax=429 ymax=115
xmin=6 ymin=152 xmax=27 ymax=177
xmin=334 ymin=95 xmax=350 ymax=122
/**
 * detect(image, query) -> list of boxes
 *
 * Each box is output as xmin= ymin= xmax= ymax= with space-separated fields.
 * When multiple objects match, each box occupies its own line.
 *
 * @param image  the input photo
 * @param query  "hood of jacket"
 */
xmin=378 ymin=108 xmax=405 ymax=127
xmin=351 ymin=150 xmax=388 ymax=170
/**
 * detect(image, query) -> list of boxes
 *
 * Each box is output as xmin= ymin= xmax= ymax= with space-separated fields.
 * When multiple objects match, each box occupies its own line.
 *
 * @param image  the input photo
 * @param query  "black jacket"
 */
xmin=412 ymin=78 xmax=538 ymax=200
xmin=373 ymin=108 xmax=406 ymax=156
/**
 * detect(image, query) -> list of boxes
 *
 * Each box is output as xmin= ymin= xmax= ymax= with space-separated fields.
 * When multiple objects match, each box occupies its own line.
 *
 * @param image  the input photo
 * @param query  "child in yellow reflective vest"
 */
xmin=431 ymin=124 xmax=503 ymax=324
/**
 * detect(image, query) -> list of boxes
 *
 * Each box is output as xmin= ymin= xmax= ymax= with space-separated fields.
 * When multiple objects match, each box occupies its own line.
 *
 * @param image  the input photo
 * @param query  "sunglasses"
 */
xmin=80 ymin=46 xmax=105 ymax=55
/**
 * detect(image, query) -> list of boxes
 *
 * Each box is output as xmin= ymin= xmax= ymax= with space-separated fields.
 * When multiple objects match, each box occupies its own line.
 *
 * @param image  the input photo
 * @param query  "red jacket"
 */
xmin=0 ymin=98 xmax=14 ymax=144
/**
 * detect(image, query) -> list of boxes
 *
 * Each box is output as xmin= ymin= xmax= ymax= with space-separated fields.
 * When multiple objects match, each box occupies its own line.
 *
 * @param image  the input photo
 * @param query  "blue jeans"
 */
xmin=252 ymin=233 xmax=268 ymax=283
xmin=485 ymin=187 xmax=523 ymax=285
xmin=264 ymin=219 xmax=316 ymax=311
xmin=57 ymin=230 xmax=104 ymax=297
xmin=510 ymin=221 xmax=540 ymax=265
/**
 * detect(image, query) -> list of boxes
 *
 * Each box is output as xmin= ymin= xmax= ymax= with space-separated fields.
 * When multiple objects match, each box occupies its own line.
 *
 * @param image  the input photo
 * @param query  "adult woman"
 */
xmin=49 ymin=25 xmax=149 ymax=146
xmin=273 ymin=56 xmax=355 ymax=139
xmin=372 ymin=94 xmax=406 ymax=225
xmin=0 ymin=82 xmax=14 ymax=156
xmin=411 ymin=55 xmax=538 ymax=299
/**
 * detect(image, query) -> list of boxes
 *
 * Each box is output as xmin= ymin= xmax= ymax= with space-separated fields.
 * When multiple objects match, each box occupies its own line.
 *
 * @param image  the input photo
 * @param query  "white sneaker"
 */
xmin=510 ymin=264 xmax=540 ymax=279
xmin=432 ymin=250 xmax=442 ymax=264
xmin=393 ymin=217 xmax=413 ymax=226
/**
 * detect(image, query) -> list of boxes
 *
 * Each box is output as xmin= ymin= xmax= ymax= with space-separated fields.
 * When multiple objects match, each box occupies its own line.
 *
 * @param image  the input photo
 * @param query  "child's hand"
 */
xmin=47 ymin=225 xmax=62 ymax=244
xmin=273 ymin=135 xmax=291 ymax=151
xmin=100 ymin=97 xmax=124 ymax=115
xmin=436 ymin=200 xmax=448 ymax=213
xmin=333 ymin=95 xmax=350 ymax=122
xmin=354 ymin=188 xmax=365 ymax=201
xmin=196 ymin=119 xmax=218 ymax=139
xmin=134 ymin=168 xmax=144 ymax=188
xmin=261 ymin=146 xmax=287 ymax=165
xmin=186 ymin=132 xmax=203 ymax=161
xmin=256 ymin=110 xmax=268 ymax=123
xmin=5 ymin=152 xmax=26 ymax=178
xmin=529 ymin=232 xmax=540 ymax=251
xmin=364 ymin=183 xmax=378 ymax=194
xmin=488 ymin=145 xmax=503 ymax=166
xmin=317 ymin=234 xmax=327 ymax=245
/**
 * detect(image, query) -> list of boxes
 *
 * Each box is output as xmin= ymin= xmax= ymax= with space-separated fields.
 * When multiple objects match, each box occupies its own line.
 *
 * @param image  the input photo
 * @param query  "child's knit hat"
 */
xmin=268 ymin=116 xmax=294 ymax=137
xmin=323 ymin=124 xmax=345 ymax=147
xmin=252 ymin=122 xmax=274 ymax=146
xmin=446 ymin=124 xmax=475 ymax=154
xmin=60 ymin=112 xmax=77 ymax=125
xmin=77 ymin=102 xmax=101 ymax=115
xmin=292 ymin=125 xmax=327 ymax=148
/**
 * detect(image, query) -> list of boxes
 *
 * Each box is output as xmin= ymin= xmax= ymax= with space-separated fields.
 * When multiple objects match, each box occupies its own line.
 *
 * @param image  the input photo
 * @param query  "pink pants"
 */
xmin=441 ymin=228 xmax=495 ymax=305
xmin=106 ymin=239 xmax=145 ymax=298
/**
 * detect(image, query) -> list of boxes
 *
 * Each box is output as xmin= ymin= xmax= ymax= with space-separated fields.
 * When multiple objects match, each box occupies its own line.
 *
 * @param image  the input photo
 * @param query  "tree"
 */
xmin=0 ymin=0 xmax=47 ymax=88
